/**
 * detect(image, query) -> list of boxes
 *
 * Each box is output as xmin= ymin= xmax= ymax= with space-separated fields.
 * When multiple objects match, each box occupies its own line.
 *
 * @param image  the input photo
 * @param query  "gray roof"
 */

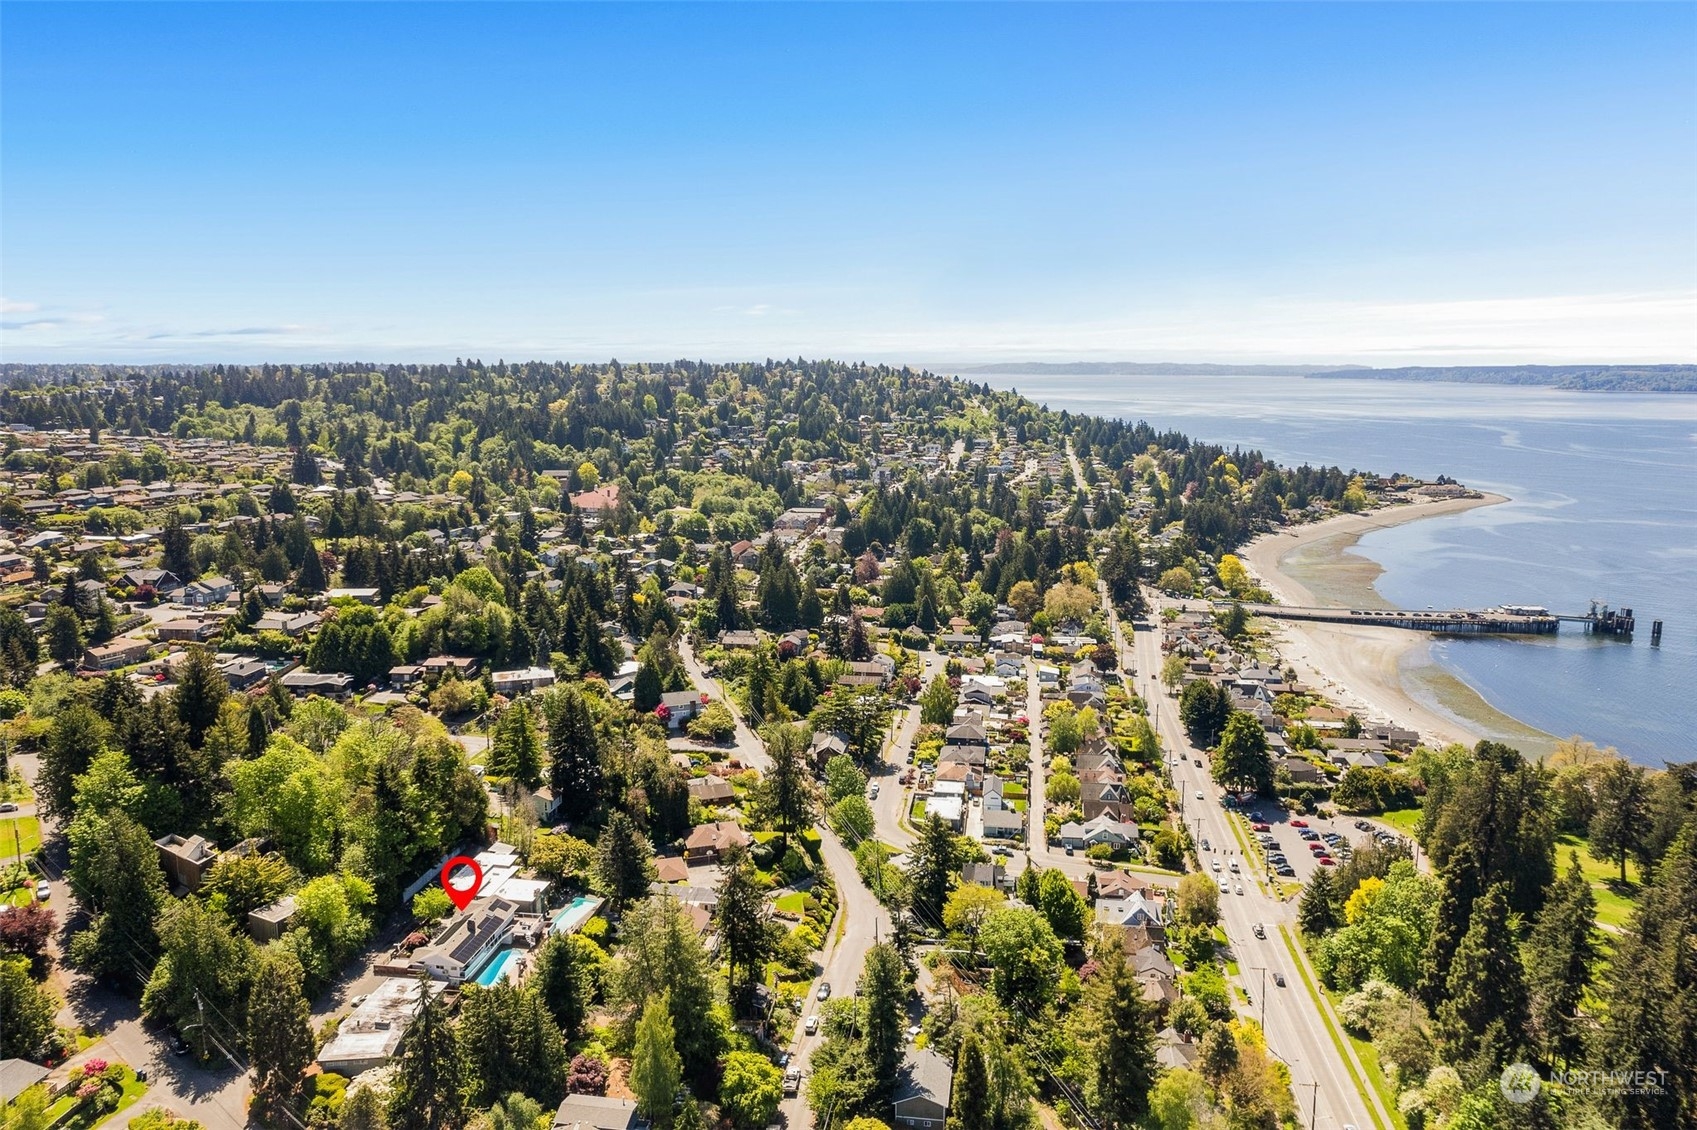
xmin=0 ymin=1058 xmax=49 ymax=1099
xmin=893 ymin=1047 xmax=953 ymax=1109
xmin=552 ymin=1093 xmax=642 ymax=1130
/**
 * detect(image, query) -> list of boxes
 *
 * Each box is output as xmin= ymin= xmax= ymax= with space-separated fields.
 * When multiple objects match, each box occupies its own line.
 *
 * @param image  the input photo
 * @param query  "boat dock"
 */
xmin=1230 ymin=601 xmax=1644 ymax=637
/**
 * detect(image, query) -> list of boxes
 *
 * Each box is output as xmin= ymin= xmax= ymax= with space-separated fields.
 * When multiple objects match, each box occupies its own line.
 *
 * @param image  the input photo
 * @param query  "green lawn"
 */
xmin=1377 ymin=807 xmax=1422 ymax=837
xmin=44 ymin=1066 xmax=149 ymax=1129
xmin=0 ymin=816 xmax=40 ymax=860
xmin=1555 ymin=833 xmax=1641 ymax=930
xmin=773 ymin=892 xmax=808 ymax=916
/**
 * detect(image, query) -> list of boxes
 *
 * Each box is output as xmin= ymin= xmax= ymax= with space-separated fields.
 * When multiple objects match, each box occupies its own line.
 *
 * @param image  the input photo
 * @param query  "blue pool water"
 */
xmin=551 ymin=894 xmax=603 ymax=935
xmin=474 ymin=948 xmax=520 ymax=987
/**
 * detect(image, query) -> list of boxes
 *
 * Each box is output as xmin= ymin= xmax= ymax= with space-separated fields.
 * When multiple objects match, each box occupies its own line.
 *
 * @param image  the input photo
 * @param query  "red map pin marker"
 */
xmin=440 ymin=855 xmax=483 ymax=912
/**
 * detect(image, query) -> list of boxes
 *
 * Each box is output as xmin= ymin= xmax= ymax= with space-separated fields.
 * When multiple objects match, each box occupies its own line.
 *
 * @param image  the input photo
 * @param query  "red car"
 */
xmin=1290 ymin=820 xmax=1308 ymax=828
xmin=1309 ymin=842 xmax=1327 ymax=852
xmin=1317 ymin=856 xmax=1335 ymax=866
xmin=1252 ymin=822 xmax=1270 ymax=832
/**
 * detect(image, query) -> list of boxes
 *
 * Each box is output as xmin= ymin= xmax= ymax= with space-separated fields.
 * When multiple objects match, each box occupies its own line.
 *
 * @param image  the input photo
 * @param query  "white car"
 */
xmin=1195 ymin=791 xmax=1205 ymax=802
xmin=34 ymin=881 xmax=50 ymax=901
xmin=868 ymin=783 xmax=879 ymax=799
xmin=804 ymin=1015 xmax=820 ymax=1035
xmin=1218 ymin=880 xmax=1230 ymax=895
xmin=1234 ymin=884 xmax=1244 ymax=896
xmin=1211 ymin=859 xmax=1221 ymax=873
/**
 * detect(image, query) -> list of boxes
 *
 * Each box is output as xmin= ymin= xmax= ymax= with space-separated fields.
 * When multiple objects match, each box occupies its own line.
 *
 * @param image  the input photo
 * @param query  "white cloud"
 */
xmin=0 ymin=299 xmax=40 ymax=315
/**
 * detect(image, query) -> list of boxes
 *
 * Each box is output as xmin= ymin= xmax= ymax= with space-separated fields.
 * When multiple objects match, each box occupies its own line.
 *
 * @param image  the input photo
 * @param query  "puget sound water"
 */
xmin=966 ymin=371 xmax=1697 ymax=767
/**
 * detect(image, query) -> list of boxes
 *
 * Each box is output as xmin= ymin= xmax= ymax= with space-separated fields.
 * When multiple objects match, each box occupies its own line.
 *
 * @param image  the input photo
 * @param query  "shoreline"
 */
xmin=1239 ymin=494 xmax=1561 ymax=756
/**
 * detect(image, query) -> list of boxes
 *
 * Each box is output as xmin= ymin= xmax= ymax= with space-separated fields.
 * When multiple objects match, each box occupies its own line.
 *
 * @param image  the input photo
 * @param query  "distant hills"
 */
xmin=951 ymin=362 xmax=1697 ymax=392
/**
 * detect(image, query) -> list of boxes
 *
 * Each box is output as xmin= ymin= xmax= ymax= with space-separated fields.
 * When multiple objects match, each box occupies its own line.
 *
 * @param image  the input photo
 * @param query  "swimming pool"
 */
xmin=473 ymin=947 xmax=521 ymax=987
xmin=550 ymin=894 xmax=604 ymax=935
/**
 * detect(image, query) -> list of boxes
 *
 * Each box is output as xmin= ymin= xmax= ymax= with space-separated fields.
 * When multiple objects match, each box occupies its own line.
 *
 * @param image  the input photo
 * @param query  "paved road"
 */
xmin=679 ymin=633 xmax=770 ymax=771
xmin=1121 ymin=589 xmax=1389 ymax=1130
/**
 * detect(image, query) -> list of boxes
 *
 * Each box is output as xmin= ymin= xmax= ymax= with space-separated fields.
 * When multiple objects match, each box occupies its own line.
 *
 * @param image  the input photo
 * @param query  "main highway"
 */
xmin=1111 ymin=583 xmax=1390 ymax=1130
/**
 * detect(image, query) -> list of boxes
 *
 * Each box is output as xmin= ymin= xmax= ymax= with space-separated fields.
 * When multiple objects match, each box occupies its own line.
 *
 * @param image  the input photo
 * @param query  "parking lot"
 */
xmin=1214 ymin=796 xmax=1414 ymax=887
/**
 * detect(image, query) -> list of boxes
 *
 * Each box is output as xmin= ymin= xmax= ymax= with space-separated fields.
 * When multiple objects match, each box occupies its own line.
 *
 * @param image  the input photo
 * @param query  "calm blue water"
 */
xmin=964 ymin=372 xmax=1697 ymax=766
xmin=474 ymin=947 xmax=520 ymax=987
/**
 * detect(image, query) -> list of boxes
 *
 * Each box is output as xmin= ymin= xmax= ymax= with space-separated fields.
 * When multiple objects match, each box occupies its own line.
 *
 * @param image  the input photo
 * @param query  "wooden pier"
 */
xmin=1235 ymin=604 xmax=1557 ymax=635
xmin=1231 ymin=600 xmax=1643 ymax=638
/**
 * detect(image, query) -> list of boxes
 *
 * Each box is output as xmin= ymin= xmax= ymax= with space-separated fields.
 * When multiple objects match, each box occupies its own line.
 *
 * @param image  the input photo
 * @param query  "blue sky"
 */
xmin=3 ymin=2 xmax=1693 ymax=365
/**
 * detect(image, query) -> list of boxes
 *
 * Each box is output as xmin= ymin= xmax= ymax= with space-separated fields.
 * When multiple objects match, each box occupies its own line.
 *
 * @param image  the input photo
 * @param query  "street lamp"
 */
xmin=1248 ymin=966 xmax=1268 ymax=1032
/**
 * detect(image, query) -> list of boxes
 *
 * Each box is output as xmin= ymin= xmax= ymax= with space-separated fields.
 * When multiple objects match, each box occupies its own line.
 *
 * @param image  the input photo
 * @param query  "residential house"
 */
xmin=960 ymin=862 xmax=1014 ymax=892
xmin=1081 ymin=781 xmax=1134 ymax=822
xmin=683 ymin=821 xmax=748 ymax=863
xmin=687 ymin=776 xmax=735 ymax=805
xmin=155 ymin=833 xmax=219 ymax=892
xmin=420 ymin=655 xmax=480 ymax=682
xmin=255 ymin=610 xmax=321 ymax=637
xmin=1057 ymin=814 xmax=1140 ymax=851
xmin=717 ymin=630 xmax=760 ymax=650
xmin=981 ymin=805 xmax=1023 ymax=841
xmin=1096 ymin=891 xmax=1166 ymax=929
xmin=892 ymin=1048 xmax=953 ymax=1129
xmin=412 ymin=897 xmax=523 ymax=983
xmin=492 ymin=666 xmax=558 ymax=696
xmin=123 ymin=567 xmax=182 ymax=592
xmin=156 ymin=617 xmax=221 ymax=643
xmin=551 ymin=1094 xmax=643 ymax=1130
xmin=82 ymin=637 xmax=150 ymax=670
xmin=247 ymin=897 xmax=298 ymax=943
xmin=279 ymin=670 xmax=354 ymax=698
xmin=183 ymin=576 xmax=234 ymax=606
xmin=388 ymin=664 xmax=423 ymax=689
xmin=218 ymin=656 xmax=271 ymax=691
xmin=658 ymin=690 xmax=706 ymax=729
xmin=810 ymin=729 xmax=850 ymax=769
xmin=317 ymin=978 xmax=445 ymax=1075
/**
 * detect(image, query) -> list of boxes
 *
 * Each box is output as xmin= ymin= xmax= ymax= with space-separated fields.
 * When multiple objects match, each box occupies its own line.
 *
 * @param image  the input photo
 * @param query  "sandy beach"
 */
xmin=1240 ymin=494 xmax=1559 ymax=754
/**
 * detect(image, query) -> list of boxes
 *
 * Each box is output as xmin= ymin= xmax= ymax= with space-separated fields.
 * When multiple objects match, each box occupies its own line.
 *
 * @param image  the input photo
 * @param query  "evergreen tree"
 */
xmin=543 ymin=682 xmax=604 ymax=814
xmin=39 ymin=703 xmax=108 ymax=821
xmin=715 ymin=846 xmax=773 ymax=1009
xmin=162 ymin=513 xmax=196 ymax=580
xmin=1078 ymin=939 xmax=1159 ymax=1130
xmin=1595 ymin=816 xmax=1697 ymax=1130
xmin=0 ymin=956 xmax=56 ymax=1060
xmin=594 ymin=811 xmax=655 ymax=913
xmin=1298 ymin=868 xmax=1340 ymax=936
xmin=457 ymin=982 xmax=567 ymax=1106
xmin=1434 ymin=882 xmax=1530 ymax=1068
xmin=248 ymin=948 xmax=314 ymax=1128
xmin=906 ymin=815 xmax=959 ymax=924
xmin=947 ymin=1033 xmax=991 ymax=1130
xmin=631 ymin=992 xmax=683 ymax=1128
xmin=634 ymin=657 xmax=663 ymax=713
xmin=1419 ymin=842 xmax=1482 ymax=1010
xmin=295 ymin=546 xmax=327 ymax=595
xmin=172 ymin=646 xmax=230 ymax=749
xmin=1588 ymin=758 xmax=1648 ymax=883
xmin=758 ymin=722 xmax=813 ymax=843
xmin=489 ymin=699 xmax=542 ymax=788
xmin=388 ymin=979 xmax=467 ymax=1130
xmin=531 ymin=932 xmax=590 ymax=1041
xmin=1524 ymin=854 xmax=1597 ymax=1068
xmin=69 ymin=812 xmax=167 ymax=989
xmin=860 ymin=943 xmax=906 ymax=1100
xmin=612 ymin=894 xmax=724 ymax=1083
xmin=340 ymin=1086 xmax=389 ymax=1130
xmin=43 ymin=604 xmax=83 ymax=667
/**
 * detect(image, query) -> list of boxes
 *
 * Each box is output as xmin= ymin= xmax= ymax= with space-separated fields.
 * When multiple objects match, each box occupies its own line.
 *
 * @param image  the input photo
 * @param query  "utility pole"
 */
xmin=1302 ymin=1081 xmax=1319 ymax=1130
xmin=1250 ymin=966 xmax=1267 ymax=1031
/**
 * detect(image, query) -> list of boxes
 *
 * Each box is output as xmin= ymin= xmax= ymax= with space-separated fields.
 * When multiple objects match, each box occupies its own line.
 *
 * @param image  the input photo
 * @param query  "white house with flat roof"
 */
xmin=317 ymin=977 xmax=445 ymax=1075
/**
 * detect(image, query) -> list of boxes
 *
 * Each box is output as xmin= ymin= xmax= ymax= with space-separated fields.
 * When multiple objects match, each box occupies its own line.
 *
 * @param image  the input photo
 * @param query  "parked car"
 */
xmin=868 ymin=783 xmax=880 ymax=799
xmin=804 ymin=1015 xmax=820 ymax=1035
xmin=0 ymin=802 xmax=18 ymax=813
xmin=1290 ymin=819 xmax=1307 ymax=828
xmin=1276 ymin=865 xmax=1296 ymax=877
xmin=34 ymin=881 xmax=50 ymax=901
xmin=1252 ymin=822 xmax=1270 ymax=832
xmin=1065 ymin=845 xmax=1074 ymax=856
xmin=1317 ymin=856 xmax=1335 ymax=866
xmin=783 ymin=1069 xmax=802 ymax=1095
